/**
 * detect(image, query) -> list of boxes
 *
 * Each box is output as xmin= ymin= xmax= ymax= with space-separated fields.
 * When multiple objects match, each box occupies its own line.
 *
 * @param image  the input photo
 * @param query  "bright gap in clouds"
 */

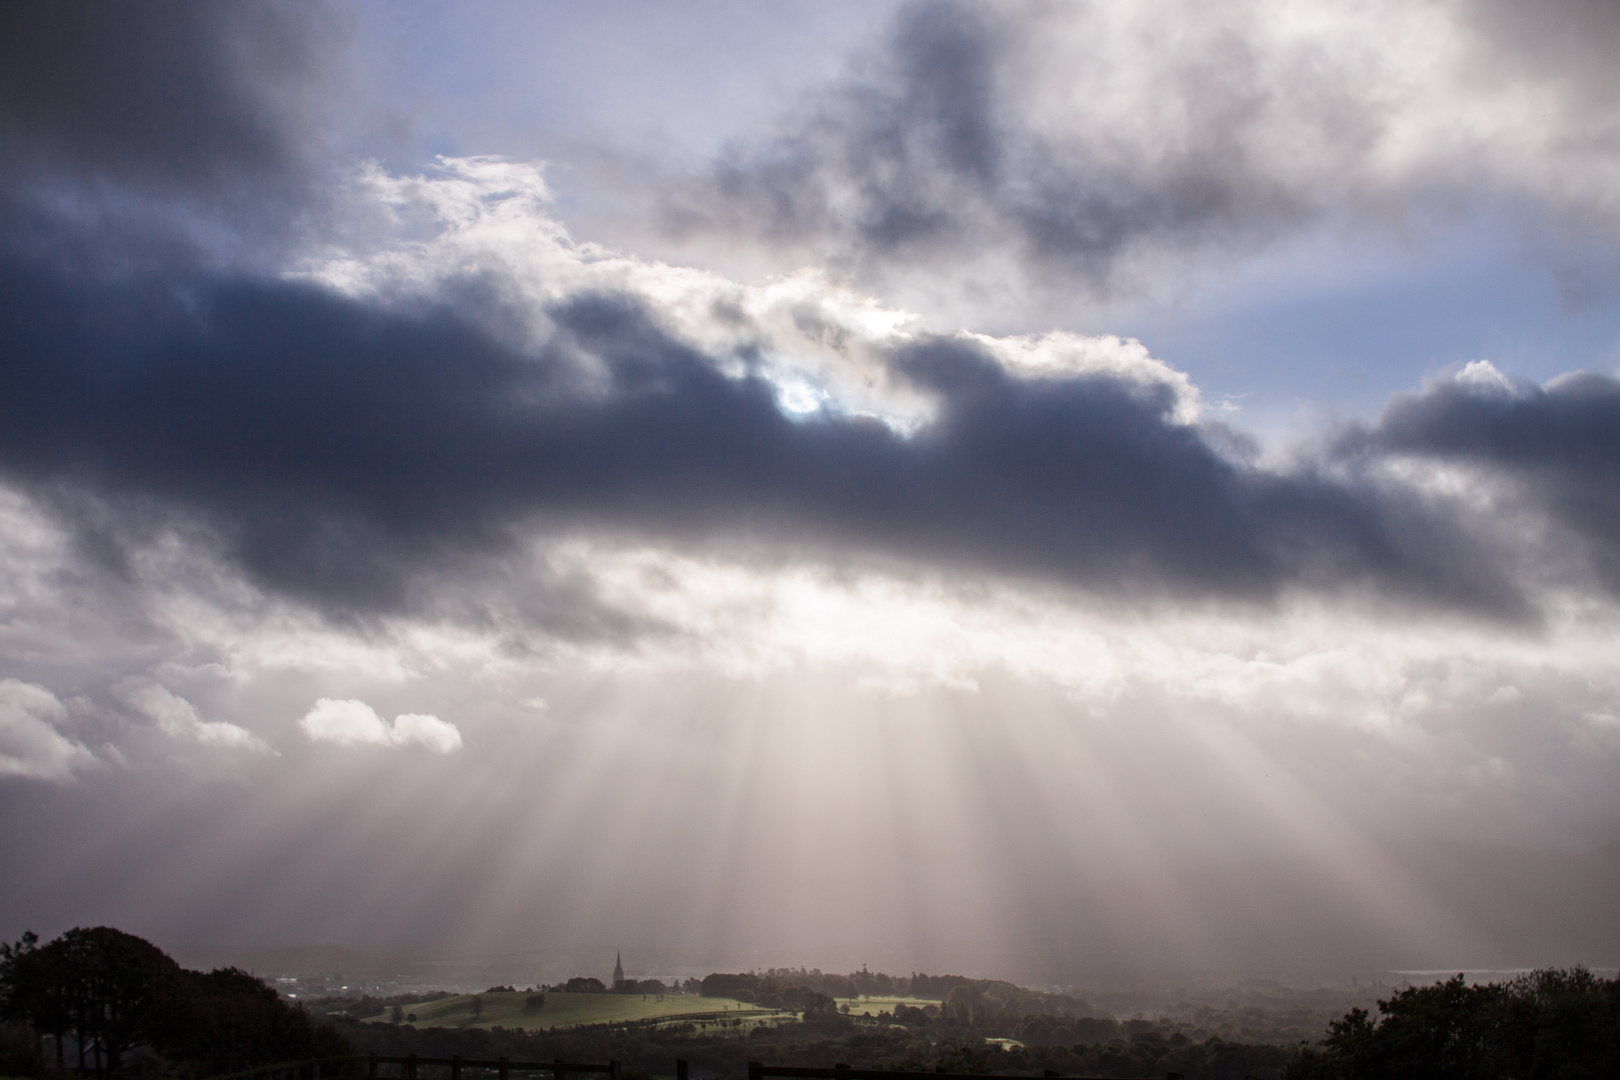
xmin=1118 ymin=218 xmax=1620 ymax=439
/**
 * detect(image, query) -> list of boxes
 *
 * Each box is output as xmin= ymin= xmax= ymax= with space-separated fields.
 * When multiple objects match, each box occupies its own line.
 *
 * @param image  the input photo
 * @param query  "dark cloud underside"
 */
xmin=0 ymin=0 xmax=329 ymax=188
xmin=1362 ymin=374 xmax=1620 ymax=590
xmin=0 ymin=0 xmax=1613 ymax=628
xmin=0 ymin=250 xmax=1566 ymax=620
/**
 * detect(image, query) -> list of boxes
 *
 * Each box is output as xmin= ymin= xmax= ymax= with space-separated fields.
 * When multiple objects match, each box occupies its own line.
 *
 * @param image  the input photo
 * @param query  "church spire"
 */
xmin=613 ymin=950 xmax=624 ymax=986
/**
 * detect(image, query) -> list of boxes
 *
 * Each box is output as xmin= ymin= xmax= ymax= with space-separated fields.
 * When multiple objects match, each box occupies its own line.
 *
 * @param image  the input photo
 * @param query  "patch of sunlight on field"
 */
xmin=404 ymin=992 xmax=785 ymax=1031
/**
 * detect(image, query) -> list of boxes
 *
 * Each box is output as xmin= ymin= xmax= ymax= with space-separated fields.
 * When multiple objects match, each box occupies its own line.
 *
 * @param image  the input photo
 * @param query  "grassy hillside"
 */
xmin=403 ymin=992 xmax=782 ymax=1031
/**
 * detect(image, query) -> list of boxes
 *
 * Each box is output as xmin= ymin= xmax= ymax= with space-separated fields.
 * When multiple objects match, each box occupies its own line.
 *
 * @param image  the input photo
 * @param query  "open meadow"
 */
xmin=403 ymin=992 xmax=781 ymax=1031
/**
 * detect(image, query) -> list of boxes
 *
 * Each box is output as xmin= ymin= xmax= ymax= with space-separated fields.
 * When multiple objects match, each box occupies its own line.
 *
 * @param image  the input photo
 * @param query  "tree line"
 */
xmin=699 ymin=970 xmax=1095 ymax=1026
xmin=1 ymin=927 xmax=349 ymax=1078
xmin=326 ymin=1003 xmax=1293 ymax=1080
xmin=5 ymin=926 xmax=1616 ymax=1080
xmin=1284 ymin=969 xmax=1619 ymax=1079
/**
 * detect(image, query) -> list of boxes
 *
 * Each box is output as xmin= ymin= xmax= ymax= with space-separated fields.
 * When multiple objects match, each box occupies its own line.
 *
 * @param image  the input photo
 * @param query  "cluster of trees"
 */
xmin=698 ymin=975 xmax=837 ymax=1017
xmin=0 ymin=927 xmax=348 ymax=1078
xmin=328 ymin=1005 xmax=1293 ymax=1080
xmin=1286 ymin=969 xmax=1620 ymax=1079
xmin=613 ymin=979 xmax=667 ymax=996
xmin=561 ymin=977 xmax=607 ymax=994
xmin=889 ymin=1002 xmax=937 ymax=1027
xmin=1011 ymin=1013 xmax=1132 ymax=1047
xmin=754 ymin=967 xmax=904 ymax=1000
xmin=702 ymin=969 xmax=1106 ymax=1037
xmin=700 ymin=969 xmax=1093 ymax=1025
xmin=531 ymin=978 xmax=683 ymax=997
xmin=743 ymin=968 xmax=1093 ymax=1018
xmin=900 ymin=1031 xmax=1292 ymax=1080
xmin=936 ymin=983 xmax=1102 ymax=1032
xmin=681 ymin=966 xmax=1618 ymax=1077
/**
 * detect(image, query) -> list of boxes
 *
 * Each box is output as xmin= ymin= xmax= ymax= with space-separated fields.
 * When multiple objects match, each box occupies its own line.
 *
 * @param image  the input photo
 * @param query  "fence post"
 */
xmin=676 ymin=1061 xmax=688 ymax=1080
xmin=747 ymin=1063 xmax=762 ymax=1080
xmin=609 ymin=1061 xmax=619 ymax=1080
xmin=370 ymin=1056 xmax=379 ymax=1080
xmin=452 ymin=1056 xmax=462 ymax=1080
xmin=554 ymin=1058 xmax=566 ymax=1080
xmin=498 ymin=1058 xmax=509 ymax=1080
xmin=407 ymin=1054 xmax=418 ymax=1080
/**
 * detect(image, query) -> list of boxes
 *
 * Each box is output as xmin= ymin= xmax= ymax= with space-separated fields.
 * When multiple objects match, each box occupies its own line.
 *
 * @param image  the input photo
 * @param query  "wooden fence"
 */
xmin=746 ymin=1064 xmax=1180 ymax=1080
xmin=205 ymin=1055 xmax=618 ymax=1080
xmin=211 ymin=1056 xmax=1183 ymax=1080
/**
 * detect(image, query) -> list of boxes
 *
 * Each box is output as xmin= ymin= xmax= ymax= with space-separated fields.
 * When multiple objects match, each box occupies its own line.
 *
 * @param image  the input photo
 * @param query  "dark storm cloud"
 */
xmin=1465 ymin=0 xmax=1620 ymax=101
xmin=665 ymin=0 xmax=1620 ymax=293
xmin=0 ymin=247 xmax=1535 ymax=621
xmin=0 ymin=0 xmax=1597 ymax=628
xmin=1352 ymin=372 xmax=1620 ymax=591
xmin=0 ymin=0 xmax=332 ymax=189
xmin=667 ymin=0 xmax=1317 ymax=289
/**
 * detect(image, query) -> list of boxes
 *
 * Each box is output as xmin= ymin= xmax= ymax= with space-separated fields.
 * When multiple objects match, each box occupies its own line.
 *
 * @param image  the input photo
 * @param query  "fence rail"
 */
xmin=747 ymin=1064 xmax=1177 ymax=1080
xmin=205 ymin=1055 xmax=618 ymax=1080
xmin=213 ymin=1056 xmax=1177 ymax=1080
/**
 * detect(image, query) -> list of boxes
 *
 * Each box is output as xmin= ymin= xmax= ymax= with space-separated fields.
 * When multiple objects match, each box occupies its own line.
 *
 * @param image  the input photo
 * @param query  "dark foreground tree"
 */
xmin=2 ymin=932 xmax=66 ymax=1068
xmin=1286 ymin=968 xmax=1620 ymax=1080
xmin=2 ymin=927 xmax=348 ymax=1078
xmin=0 ymin=927 xmax=182 ymax=1077
xmin=160 ymin=966 xmax=350 ymax=1076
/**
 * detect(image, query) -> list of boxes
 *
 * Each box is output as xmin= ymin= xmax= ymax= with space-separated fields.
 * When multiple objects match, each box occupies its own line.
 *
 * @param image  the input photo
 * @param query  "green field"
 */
xmin=402 ymin=992 xmax=783 ymax=1031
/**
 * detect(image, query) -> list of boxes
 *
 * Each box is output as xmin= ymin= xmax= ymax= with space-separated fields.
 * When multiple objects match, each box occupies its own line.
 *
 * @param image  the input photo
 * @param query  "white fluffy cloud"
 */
xmin=299 ymin=698 xmax=462 ymax=753
xmin=126 ymin=683 xmax=273 ymax=754
xmin=0 ymin=679 xmax=95 ymax=782
xmin=300 ymin=156 xmax=1190 ymax=433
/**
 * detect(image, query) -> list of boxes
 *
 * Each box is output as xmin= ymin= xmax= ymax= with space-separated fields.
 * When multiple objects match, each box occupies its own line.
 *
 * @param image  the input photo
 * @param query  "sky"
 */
xmin=1 ymin=0 xmax=1618 ymax=984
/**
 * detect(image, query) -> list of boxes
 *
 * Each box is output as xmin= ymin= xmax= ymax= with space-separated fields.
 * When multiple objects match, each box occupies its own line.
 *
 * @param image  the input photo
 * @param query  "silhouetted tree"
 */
xmin=1286 ymin=968 xmax=1620 ymax=1080
xmin=51 ymin=927 xmax=182 ymax=1078
xmin=2 ymin=928 xmax=348 ymax=1079
xmin=160 ymin=966 xmax=349 ymax=1076
xmin=2 ymin=932 xmax=69 ymax=1069
xmin=563 ymin=978 xmax=607 ymax=994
